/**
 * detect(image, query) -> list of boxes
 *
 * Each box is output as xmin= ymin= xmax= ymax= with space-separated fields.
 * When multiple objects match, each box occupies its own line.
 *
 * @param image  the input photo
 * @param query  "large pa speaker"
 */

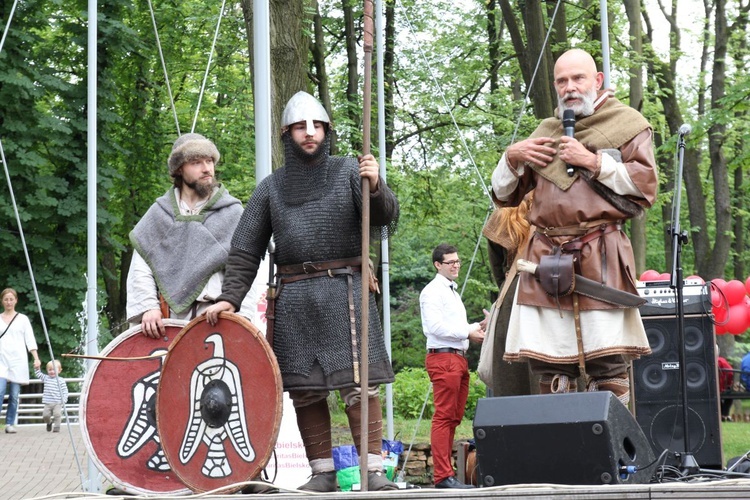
xmin=632 ymin=314 xmax=723 ymax=469
xmin=473 ymin=392 xmax=656 ymax=486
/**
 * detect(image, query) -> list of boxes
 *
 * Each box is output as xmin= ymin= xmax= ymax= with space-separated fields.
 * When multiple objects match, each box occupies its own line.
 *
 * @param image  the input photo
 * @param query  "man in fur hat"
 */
xmin=490 ymin=48 xmax=658 ymax=404
xmin=127 ymin=133 xmax=260 ymax=337
xmin=205 ymin=91 xmax=399 ymax=492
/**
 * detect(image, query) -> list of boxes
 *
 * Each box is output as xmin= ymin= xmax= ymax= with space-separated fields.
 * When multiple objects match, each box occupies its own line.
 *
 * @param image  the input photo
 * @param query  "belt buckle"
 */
xmin=302 ymin=261 xmax=313 ymax=274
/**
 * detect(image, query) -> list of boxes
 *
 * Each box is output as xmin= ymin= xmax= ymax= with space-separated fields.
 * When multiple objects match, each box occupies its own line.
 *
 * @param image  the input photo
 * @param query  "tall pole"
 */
xmin=600 ymin=0 xmax=611 ymax=88
xmin=375 ymin=0 xmax=393 ymax=441
xmin=86 ymin=0 xmax=101 ymax=491
xmin=254 ymin=0 xmax=272 ymax=181
xmin=359 ymin=0 xmax=374 ymax=490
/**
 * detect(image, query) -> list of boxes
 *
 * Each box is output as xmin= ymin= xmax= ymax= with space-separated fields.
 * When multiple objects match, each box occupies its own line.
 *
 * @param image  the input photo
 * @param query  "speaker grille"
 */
xmin=473 ymin=392 xmax=656 ymax=486
xmin=632 ymin=314 xmax=722 ymax=469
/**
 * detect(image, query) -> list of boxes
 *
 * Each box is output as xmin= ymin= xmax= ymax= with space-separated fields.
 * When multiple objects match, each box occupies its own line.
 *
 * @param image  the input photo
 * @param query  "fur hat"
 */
xmin=167 ymin=133 xmax=220 ymax=176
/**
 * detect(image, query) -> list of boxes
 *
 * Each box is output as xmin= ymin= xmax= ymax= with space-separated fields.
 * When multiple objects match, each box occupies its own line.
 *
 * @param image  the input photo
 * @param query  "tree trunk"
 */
xmin=241 ymin=0 xmax=309 ymax=170
xmin=703 ymin=0 xmax=732 ymax=279
xmin=311 ymin=0 xmax=338 ymax=153
xmin=343 ymin=0 xmax=362 ymax=151
xmin=384 ymin=0 xmax=395 ymax=160
xmin=624 ymin=0 xmax=647 ymax=274
xmin=498 ymin=0 xmax=553 ymax=119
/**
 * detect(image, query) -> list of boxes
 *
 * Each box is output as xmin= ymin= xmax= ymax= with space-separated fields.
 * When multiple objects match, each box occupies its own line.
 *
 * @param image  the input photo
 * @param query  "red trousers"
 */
xmin=426 ymin=352 xmax=469 ymax=484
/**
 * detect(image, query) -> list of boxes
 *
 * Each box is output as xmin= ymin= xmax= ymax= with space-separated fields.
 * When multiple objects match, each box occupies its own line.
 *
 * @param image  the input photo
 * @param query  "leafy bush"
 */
xmin=392 ymin=367 xmax=433 ymax=419
xmin=391 ymin=367 xmax=487 ymax=421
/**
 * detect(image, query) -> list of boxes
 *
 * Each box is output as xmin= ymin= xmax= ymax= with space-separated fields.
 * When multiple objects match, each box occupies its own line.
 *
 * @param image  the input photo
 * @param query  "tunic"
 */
xmin=0 ymin=313 xmax=37 ymax=384
xmin=491 ymin=95 xmax=657 ymax=364
xmin=127 ymin=185 xmax=259 ymax=323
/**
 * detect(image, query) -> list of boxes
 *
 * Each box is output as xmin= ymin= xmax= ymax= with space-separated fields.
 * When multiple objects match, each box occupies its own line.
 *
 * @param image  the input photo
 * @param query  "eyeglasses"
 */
xmin=441 ymin=259 xmax=461 ymax=266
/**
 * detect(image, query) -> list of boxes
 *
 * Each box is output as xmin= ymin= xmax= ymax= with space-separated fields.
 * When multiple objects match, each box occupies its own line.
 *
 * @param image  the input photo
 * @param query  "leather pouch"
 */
xmin=538 ymin=250 xmax=575 ymax=298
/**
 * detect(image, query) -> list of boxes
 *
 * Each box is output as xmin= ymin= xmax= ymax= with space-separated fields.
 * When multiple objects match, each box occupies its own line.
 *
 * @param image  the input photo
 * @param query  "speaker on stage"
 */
xmin=473 ymin=392 xmax=655 ymax=486
xmin=632 ymin=313 xmax=723 ymax=469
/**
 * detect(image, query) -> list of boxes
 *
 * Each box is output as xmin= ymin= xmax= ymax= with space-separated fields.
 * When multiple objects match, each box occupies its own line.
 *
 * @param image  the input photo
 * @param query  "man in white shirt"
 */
xmin=419 ymin=243 xmax=485 ymax=489
xmin=126 ymin=133 xmax=259 ymax=337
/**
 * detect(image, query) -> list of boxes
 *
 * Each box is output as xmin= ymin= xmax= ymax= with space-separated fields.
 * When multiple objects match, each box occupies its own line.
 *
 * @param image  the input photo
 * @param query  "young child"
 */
xmin=34 ymin=360 xmax=69 ymax=432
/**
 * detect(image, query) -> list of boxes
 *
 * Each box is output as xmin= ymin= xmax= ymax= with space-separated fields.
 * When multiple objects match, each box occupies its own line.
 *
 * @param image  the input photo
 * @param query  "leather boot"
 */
xmin=296 ymin=398 xmax=332 ymax=461
xmin=296 ymin=399 xmax=337 ymax=492
xmin=346 ymin=397 xmax=398 ymax=491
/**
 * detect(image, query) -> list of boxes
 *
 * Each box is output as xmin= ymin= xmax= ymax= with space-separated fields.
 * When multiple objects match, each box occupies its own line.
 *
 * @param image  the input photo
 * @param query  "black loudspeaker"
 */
xmin=632 ymin=314 xmax=723 ymax=469
xmin=473 ymin=392 xmax=656 ymax=486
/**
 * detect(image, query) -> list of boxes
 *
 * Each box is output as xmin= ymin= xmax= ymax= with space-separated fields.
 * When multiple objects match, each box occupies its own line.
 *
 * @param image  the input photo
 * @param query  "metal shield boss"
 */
xmin=157 ymin=312 xmax=283 ymax=493
xmin=80 ymin=320 xmax=190 ymax=495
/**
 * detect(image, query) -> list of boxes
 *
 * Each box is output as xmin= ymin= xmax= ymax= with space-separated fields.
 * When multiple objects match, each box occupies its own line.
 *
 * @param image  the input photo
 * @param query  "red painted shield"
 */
xmin=157 ymin=312 xmax=282 ymax=493
xmin=80 ymin=320 xmax=190 ymax=495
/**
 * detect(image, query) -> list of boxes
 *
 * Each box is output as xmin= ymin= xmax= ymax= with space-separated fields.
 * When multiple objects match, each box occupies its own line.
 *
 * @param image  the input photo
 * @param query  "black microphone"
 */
xmin=563 ymin=109 xmax=576 ymax=177
xmin=679 ymin=124 xmax=692 ymax=137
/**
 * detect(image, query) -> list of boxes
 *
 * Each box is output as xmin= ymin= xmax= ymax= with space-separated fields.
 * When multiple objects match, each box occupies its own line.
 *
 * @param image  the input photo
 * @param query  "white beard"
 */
xmin=557 ymin=86 xmax=597 ymax=119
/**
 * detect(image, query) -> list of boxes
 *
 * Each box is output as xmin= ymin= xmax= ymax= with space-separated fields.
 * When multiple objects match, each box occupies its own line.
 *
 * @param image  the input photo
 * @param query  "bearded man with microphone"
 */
xmin=490 ymin=48 xmax=658 ymax=404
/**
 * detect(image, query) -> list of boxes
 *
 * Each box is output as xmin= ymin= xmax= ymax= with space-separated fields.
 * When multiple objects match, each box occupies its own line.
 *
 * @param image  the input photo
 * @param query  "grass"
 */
xmin=722 ymin=421 xmax=750 ymax=461
xmin=331 ymin=412 xmax=473 ymax=447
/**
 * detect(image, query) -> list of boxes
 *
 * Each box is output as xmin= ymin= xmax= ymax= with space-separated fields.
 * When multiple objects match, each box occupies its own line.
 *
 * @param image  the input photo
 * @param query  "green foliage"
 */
xmin=389 ymin=367 xmax=486 ymax=421
xmin=391 ymin=367 xmax=433 ymax=419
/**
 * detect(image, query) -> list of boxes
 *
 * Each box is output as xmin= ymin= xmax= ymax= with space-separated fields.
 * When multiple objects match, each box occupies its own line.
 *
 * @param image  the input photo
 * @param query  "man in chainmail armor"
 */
xmin=206 ymin=91 xmax=399 ymax=492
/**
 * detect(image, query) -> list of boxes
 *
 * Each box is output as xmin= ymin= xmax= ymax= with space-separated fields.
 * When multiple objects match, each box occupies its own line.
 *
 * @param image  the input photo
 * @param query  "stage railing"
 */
xmin=1 ymin=377 xmax=83 ymax=425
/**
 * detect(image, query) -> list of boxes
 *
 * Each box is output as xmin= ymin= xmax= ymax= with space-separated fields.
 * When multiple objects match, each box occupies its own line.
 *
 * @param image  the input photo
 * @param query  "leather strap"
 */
xmin=428 ymin=348 xmax=467 ymax=357
xmin=279 ymin=266 xmax=361 ymax=285
xmin=159 ymin=294 xmax=170 ymax=319
xmin=278 ymin=257 xmax=362 ymax=275
xmin=572 ymin=293 xmax=587 ymax=382
xmin=347 ymin=272 xmax=360 ymax=385
xmin=0 ymin=313 xmax=19 ymax=340
xmin=560 ymin=222 xmax=622 ymax=253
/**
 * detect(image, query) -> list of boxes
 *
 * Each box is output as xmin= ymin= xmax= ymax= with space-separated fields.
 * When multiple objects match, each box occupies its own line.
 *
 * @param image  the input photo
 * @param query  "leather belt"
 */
xmin=536 ymin=221 xmax=622 ymax=283
xmin=278 ymin=257 xmax=362 ymax=275
xmin=428 ymin=348 xmax=466 ymax=357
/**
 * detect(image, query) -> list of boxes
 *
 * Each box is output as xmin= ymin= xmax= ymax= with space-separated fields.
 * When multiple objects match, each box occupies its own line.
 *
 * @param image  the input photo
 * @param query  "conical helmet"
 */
xmin=281 ymin=91 xmax=331 ymax=136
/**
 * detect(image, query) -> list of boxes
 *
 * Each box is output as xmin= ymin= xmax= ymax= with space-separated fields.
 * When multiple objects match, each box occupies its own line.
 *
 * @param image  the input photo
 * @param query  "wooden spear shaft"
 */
xmin=359 ymin=0 xmax=374 ymax=491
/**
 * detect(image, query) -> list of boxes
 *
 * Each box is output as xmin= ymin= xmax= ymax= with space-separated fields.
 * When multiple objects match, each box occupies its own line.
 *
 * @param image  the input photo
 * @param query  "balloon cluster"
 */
xmin=639 ymin=271 xmax=750 ymax=336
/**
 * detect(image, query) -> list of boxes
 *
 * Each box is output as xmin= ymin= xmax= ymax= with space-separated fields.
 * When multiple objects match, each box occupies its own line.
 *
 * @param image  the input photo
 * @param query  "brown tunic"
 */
xmin=495 ymin=98 xmax=658 ymax=312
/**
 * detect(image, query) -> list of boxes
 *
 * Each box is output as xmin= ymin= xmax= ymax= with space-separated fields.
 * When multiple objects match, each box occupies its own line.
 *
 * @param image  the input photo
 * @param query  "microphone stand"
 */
xmin=668 ymin=129 xmax=698 ymax=474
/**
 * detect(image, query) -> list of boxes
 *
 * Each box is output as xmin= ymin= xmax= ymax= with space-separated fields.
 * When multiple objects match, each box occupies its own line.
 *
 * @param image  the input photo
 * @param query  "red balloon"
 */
xmin=713 ymin=305 xmax=728 ymax=324
xmin=639 ymin=269 xmax=661 ymax=281
xmin=658 ymin=272 xmax=671 ymax=281
xmin=686 ymin=275 xmax=705 ymax=284
xmin=726 ymin=304 xmax=749 ymax=335
xmin=715 ymin=323 xmax=727 ymax=335
xmin=724 ymin=280 xmax=747 ymax=306
xmin=711 ymin=290 xmax=722 ymax=308
xmin=711 ymin=290 xmax=724 ymax=307
xmin=746 ymin=276 xmax=750 ymax=296
xmin=713 ymin=278 xmax=727 ymax=290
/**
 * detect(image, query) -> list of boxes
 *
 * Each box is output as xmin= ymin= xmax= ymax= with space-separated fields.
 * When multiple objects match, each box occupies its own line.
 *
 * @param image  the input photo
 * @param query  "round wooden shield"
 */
xmin=80 ymin=320 xmax=190 ymax=495
xmin=157 ymin=312 xmax=283 ymax=493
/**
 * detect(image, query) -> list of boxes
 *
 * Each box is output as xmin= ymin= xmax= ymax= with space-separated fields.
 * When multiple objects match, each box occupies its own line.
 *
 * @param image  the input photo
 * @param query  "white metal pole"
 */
xmin=86 ymin=0 xmax=101 ymax=491
xmin=600 ymin=0 xmax=611 ymax=88
xmin=375 ymin=0 xmax=393 ymax=441
xmin=254 ymin=0 xmax=272 ymax=181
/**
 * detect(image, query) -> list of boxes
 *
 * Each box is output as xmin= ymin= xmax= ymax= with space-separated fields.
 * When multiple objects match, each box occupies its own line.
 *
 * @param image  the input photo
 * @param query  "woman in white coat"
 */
xmin=0 ymin=288 xmax=40 ymax=433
